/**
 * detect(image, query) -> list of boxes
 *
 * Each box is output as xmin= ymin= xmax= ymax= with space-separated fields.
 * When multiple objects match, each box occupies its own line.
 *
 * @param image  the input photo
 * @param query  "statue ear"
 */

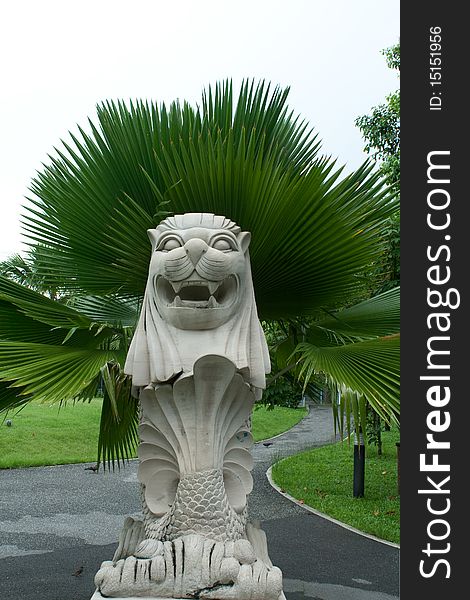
xmin=238 ymin=232 xmax=251 ymax=253
xmin=147 ymin=229 xmax=159 ymax=249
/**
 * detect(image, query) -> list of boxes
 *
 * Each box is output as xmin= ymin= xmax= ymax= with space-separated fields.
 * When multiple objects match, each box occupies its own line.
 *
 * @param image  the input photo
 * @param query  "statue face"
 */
xmin=148 ymin=225 xmax=251 ymax=330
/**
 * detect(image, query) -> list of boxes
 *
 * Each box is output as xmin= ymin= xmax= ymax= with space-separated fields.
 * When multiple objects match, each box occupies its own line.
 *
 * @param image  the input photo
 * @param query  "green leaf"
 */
xmin=307 ymin=287 xmax=400 ymax=345
xmin=0 ymin=380 xmax=32 ymax=413
xmin=68 ymin=295 xmax=140 ymax=328
xmin=0 ymin=276 xmax=91 ymax=329
xmin=295 ymin=334 xmax=400 ymax=422
xmin=0 ymin=342 xmax=124 ymax=404
xmin=96 ymin=363 xmax=139 ymax=470
xmin=0 ymin=297 xmax=67 ymax=346
xmin=100 ymin=362 xmax=119 ymax=419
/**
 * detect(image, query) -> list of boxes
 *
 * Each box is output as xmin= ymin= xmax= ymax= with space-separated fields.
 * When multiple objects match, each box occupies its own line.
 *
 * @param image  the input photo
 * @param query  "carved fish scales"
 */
xmin=143 ymin=468 xmax=247 ymax=542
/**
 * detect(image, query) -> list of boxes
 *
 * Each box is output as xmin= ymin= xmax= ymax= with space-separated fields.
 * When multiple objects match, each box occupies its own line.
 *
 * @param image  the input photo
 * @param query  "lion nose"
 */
xmin=185 ymin=238 xmax=208 ymax=265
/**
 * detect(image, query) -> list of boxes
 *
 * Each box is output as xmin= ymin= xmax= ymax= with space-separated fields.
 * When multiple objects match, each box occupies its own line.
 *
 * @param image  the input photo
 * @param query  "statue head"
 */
xmin=124 ymin=213 xmax=270 ymax=389
xmin=148 ymin=213 xmax=251 ymax=330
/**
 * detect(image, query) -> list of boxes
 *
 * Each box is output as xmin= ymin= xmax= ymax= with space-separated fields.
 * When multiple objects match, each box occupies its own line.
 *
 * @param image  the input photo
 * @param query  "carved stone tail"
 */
xmin=143 ymin=469 xmax=246 ymax=542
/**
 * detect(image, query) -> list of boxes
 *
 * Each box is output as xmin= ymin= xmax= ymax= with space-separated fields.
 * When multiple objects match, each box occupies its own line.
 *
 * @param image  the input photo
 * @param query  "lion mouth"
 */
xmin=156 ymin=276 xmax=238 ymax=309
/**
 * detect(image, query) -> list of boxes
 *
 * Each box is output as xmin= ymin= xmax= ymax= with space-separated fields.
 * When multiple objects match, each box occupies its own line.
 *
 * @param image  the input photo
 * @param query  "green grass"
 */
xmin=0 ymin=400 xmax=104 ymax=468
xmin=251 ymin=405 xmax=307 ymax=442
xmin=0 ymin=401 xmax=307 ymax=469
xmin=271 ymin=428 xmax=400 ymax=544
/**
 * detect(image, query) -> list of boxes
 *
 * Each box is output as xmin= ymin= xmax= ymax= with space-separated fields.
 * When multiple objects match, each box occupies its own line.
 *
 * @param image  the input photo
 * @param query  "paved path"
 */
xmin=0 ymin=405 xmax=399 ymax=599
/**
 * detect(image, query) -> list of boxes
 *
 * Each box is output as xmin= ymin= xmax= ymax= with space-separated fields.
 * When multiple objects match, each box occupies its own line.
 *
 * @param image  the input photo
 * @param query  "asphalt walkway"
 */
xmin=0 ymin=404 xmax=399 ymax=599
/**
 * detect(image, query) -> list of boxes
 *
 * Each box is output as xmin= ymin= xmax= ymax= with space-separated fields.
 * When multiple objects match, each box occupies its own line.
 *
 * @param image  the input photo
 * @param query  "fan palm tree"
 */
xmin=0 ymin=80 xmax=399 ymax=465
xmin=0 ymin=245 xmax=61 ymax=300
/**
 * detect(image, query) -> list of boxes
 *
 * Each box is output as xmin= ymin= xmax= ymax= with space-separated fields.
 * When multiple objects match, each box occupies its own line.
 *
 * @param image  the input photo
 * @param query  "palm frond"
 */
xmin=0 ymin=342 xmax=125 ymax=404
xmin=295 ymin=334 xmax=400 ymax=423
xmin=97 ymin=363 xmax=139 ymax=470
xmin=68 ymin=295 xmax=140 ymax=328
xmin=23 ymin=80 xmax=397 ymax=317
xmin=307 ymin=287 xmax=400 ymax=345
xmin=0 ymin=380 xmax=32 ymax=413
xmin=0 ymin=276 xmax=91 ymax=329
xmin=0 ymin=298 xmax=69 ymax=346
xmin=0 ymin=254 xmax=33 ymax=286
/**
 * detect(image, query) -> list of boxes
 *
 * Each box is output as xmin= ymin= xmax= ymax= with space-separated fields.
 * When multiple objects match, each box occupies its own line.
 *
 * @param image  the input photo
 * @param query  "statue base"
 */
xmin=91 ymin=593 xmax=197 ymax=600
xmin=92 ymin=530 xmax=284 ymax=600
xmin=91 ymin=591 xmax=287 ymax=600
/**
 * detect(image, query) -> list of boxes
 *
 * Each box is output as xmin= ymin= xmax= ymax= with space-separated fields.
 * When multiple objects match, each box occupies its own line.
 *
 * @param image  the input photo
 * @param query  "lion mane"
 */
xmin=124 ymin=213 xmax=270 ymax=391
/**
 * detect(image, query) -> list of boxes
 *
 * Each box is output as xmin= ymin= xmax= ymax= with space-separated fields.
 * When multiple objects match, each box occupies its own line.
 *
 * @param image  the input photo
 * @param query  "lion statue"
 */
xmin=92 ymin=214 xmax=285 ymax=600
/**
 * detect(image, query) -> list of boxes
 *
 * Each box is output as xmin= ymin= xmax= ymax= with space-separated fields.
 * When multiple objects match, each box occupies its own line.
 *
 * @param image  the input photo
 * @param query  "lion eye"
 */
xmin=162 ymin=238 xmax=182 ymax=251
xmin=212 ymin=239 xmax=233 ymax=251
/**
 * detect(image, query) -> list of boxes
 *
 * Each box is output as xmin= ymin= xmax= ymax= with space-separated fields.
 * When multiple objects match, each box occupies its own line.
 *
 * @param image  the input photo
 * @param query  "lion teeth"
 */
xmin=208 ymin=282 xmax=218 ymax=294
xmin=207 ymin=296 xmax=217 ymax=308
xmin=170 ymin=281 xmax=183 ymax=293
xmin=174 ymin=295 xmax=183 ymax=307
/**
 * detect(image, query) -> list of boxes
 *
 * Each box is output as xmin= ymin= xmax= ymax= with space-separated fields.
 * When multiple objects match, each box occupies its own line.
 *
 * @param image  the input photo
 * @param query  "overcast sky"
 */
xmin=0 ymin=0 xmax=399 ymax=260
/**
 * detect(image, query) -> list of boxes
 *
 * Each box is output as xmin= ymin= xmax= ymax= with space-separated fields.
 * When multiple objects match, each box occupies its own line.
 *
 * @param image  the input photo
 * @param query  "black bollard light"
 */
xmin=353 ymin=428 xmax=365 ymax=498
xmin=396 ymin=442 xmax=400 ymax=495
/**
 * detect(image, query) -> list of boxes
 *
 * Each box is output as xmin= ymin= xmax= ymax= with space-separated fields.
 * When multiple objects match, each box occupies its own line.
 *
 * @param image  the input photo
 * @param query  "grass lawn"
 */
xmin=251 ymin=405 xmax=307 ymax=442
xmin=271 ymin=428 xmax=400 ymax=544
xmin=0 ymin=400 xmax=104 ymax=469
xmin=0 ymin=400 xmax=307 ymax=469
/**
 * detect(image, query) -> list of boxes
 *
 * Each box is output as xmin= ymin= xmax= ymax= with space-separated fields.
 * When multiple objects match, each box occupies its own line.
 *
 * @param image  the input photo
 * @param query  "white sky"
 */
xmin=0 ymin=0 xmax=399 ymax=260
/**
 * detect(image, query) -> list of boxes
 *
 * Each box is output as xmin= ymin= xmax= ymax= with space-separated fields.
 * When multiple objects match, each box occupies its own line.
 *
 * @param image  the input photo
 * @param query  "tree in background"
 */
xmin=356 ymin=43 xmax=400 ymax=191
xmin=355 ymin=45 xmax=400 ymax=448
xmin=356 ymin=43 xmax=400 ymax=295
xmin=0 ymin=245 xmax=61 ymax=301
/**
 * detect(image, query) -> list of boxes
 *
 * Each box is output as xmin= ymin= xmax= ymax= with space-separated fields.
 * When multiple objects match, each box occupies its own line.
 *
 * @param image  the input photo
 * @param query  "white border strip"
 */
xmin=266 ymin=464 xmax=400 ymax=549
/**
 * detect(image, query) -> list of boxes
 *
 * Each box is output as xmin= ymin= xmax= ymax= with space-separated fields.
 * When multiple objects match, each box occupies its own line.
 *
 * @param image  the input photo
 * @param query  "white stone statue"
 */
xmin=91 ymin=213 xmax=286 ymax=600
